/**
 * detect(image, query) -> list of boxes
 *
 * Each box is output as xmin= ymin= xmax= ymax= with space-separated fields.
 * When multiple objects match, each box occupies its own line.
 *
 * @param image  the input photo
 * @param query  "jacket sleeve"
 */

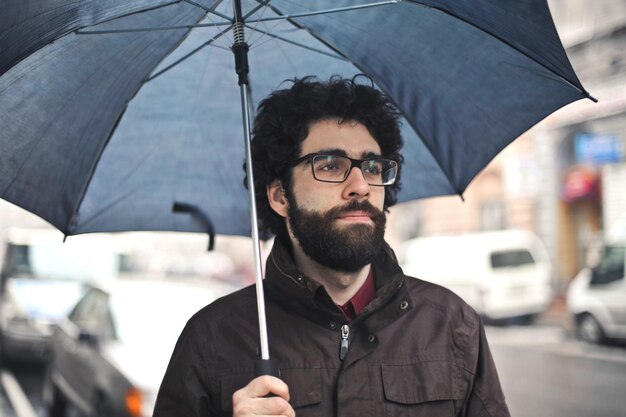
xmin=459 ymin=313 xmax=511 ymax=417
xmin=153 ymin=315 xmax=217 ymax=417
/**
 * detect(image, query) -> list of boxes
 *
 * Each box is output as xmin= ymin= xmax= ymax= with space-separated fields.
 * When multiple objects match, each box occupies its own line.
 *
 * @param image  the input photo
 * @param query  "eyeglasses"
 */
xmin=290 ymin=153 xmax=398 ymax=186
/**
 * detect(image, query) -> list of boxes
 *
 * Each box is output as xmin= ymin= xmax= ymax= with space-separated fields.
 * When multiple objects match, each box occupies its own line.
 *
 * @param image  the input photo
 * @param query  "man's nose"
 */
xmin=342 ymin=166 xmax=371 ymax=198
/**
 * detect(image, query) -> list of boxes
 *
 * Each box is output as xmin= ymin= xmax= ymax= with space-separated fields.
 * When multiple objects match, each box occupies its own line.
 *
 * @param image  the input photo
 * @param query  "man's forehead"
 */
xmin=300 ymin=119 xmax=382 ymax=157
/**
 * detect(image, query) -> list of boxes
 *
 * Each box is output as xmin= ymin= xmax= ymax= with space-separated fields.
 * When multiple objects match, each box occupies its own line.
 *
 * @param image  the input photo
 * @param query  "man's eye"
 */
xmin=363 ymin=163 xmax=382 ymax=175
xmin=318 ymin=163 xmax=341 ymax=172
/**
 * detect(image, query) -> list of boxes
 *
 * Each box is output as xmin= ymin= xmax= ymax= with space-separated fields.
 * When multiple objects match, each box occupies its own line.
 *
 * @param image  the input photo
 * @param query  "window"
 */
xmin=2 ymin=244 xmax=32 ymax=277
xmin=70 ymin=289 xmax=110 ymax=336
xmin=590 ymin=245 xmax=625 ymax=286
xmin=490 ymin=250 xmax=535 ymax=269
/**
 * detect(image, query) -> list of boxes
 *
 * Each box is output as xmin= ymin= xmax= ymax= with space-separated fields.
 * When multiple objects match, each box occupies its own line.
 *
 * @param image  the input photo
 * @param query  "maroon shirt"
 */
xmin=338 ymin=269 xmax=375 ymax=322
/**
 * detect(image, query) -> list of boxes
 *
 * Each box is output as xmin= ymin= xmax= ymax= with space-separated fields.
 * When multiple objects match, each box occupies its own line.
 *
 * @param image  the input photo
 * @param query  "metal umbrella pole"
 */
xmin=231 ymin=0 xmax=279 ymax=377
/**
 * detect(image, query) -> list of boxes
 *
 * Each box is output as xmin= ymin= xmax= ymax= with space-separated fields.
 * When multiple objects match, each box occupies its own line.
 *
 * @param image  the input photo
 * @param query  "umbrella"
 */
xmin=0 ymin=0 xmax=594 ymax=367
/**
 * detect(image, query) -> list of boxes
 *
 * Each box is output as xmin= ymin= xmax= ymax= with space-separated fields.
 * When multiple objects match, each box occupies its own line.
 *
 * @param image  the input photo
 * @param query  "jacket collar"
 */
xmin=264 ymin=236 xmax=407 ymax=326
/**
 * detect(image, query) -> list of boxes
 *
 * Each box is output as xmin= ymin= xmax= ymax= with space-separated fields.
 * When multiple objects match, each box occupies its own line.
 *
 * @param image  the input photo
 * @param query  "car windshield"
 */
xmin=590 ymin=245 xmax=625 ymax=285
xmin=490 ymin=249 xmax=535 ymax=269
xmin=110 ymin=283 xmax=216 ymax=345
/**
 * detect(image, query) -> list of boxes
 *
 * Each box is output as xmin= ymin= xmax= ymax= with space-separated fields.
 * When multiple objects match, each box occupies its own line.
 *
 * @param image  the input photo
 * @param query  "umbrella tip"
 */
xmin=584 ymin=90 xmax=598 ymax=103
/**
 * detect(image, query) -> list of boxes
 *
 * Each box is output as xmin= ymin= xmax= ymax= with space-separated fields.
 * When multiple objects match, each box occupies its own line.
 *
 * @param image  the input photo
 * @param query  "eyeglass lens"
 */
xmin=311 ymin=155 xmax=397 ymax=185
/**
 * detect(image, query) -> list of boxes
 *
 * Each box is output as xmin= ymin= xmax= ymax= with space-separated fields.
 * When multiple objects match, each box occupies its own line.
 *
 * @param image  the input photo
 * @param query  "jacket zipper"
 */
xmin=339 ymin=324 xmax=350 ymax=361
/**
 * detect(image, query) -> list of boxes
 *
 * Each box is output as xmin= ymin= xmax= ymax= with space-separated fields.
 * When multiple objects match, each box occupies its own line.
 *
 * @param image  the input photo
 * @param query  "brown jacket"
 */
xmin=153 ymin=239 xmax=510 ymax=417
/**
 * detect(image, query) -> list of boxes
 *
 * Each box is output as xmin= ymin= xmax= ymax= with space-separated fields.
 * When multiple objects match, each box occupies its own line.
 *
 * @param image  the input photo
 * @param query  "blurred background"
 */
xmin=0 ymin=0 xmax=625 ymax=416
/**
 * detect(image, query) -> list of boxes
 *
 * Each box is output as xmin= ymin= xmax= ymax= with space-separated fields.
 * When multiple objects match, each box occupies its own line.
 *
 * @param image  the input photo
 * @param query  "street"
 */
xmin=1 ymin=325 xmax=625 ymax=417
xmin=488 ymin=326 xmax=626 ymax=417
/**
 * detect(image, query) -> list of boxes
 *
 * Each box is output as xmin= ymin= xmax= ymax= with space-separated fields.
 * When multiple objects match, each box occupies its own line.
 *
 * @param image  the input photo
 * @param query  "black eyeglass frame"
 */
xmin=289 ymin=153 xmax=398 ymax=186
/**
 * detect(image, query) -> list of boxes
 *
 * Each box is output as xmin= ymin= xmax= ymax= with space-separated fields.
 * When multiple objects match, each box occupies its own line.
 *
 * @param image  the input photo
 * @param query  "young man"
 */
xmin=153 ymin=76 xmax=510 ymax=417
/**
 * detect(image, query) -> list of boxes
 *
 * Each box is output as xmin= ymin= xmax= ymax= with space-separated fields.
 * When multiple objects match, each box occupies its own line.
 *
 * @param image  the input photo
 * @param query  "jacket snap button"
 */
xmin=329 ymin=321 xmax=337 ymax=329
xmin=399 ymin=301 xmax=409 ymax=310
xmin=297 ymin=275 xmax=304 ymax=282
xmin=368 ymin=335 xmax=375 ymax=342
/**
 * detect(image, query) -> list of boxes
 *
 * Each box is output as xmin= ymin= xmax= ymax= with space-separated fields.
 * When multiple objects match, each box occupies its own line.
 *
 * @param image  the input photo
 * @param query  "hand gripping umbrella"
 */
xmin=0 ymin=0 xmax=595 ymax=373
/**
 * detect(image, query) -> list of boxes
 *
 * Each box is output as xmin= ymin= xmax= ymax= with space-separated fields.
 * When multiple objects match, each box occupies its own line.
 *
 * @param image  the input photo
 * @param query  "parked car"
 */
xmin=43 ymin=278 xmax=238 ymax=417
xmin=400 ymin=230 xmax=553 ymax=322
xmin=0 ymin=228 xmax=120 ymax=364
xmin=566 ymin=241 xmax=626 ymax=344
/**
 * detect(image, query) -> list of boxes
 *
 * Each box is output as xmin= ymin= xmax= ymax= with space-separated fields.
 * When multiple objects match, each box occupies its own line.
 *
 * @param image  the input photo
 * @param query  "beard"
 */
xmin=286 ymin=193 xmax=386 ymax=273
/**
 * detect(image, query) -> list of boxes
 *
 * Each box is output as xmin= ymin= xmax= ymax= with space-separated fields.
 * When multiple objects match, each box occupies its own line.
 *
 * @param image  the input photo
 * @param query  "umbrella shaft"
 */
xmin=232 ymin=0 xmax=266 ymax=358
xmin=240 ymin=83 xmax=271 ymax=360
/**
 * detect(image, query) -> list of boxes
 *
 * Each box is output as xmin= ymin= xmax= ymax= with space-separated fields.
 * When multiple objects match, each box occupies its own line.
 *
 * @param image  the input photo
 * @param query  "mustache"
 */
xmin=328 ymin=200 xmax=384 ymax=219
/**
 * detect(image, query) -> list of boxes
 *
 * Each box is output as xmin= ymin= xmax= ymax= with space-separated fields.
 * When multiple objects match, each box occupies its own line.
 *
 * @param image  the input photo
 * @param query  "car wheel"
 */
xmin=577 ymin=313 xmax=605 ymax=344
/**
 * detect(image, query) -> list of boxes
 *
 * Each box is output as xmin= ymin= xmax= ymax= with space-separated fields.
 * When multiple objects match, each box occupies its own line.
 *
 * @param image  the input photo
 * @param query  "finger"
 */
xmin=246 ymin=375 xmax=290 ymax=401
xmin=233 ymin=396 xmax=295 ymax=417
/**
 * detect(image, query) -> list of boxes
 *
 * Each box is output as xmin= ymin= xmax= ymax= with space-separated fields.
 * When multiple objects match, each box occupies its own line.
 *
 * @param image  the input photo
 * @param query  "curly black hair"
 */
xmin=245 ymin=75 xmax=404 ymax=237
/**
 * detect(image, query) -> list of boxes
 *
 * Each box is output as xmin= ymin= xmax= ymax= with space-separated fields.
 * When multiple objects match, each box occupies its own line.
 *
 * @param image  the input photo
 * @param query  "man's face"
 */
xmin=280 ymin=119 xmax=387 ymax=272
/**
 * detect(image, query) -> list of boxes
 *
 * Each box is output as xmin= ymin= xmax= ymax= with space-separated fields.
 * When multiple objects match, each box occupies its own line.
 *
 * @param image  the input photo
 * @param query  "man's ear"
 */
xmin=267 ymin=180 xmax=288 ymax=218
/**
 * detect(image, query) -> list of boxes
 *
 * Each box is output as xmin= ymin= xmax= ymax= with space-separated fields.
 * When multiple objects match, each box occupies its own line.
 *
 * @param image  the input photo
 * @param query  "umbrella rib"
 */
xmin=74 ymin=1 xmax=185 ymax=30
xmin=204 ymin=0 xmax=272 ymax=49
xmin=182 ymin=0 xmax=230 ymax=20
xmin=244 ymin=25 xmax=348 ymax=61
xmin=76 ymin=22 xmax=232 ymax=34
xmin=75 ymin=1 xmax=276 ymax=35
xmin=76 ymin=0 xmax=234 ymax=35
xmin=246 ymin=0 xmax=400 ymax=23
xmin=143 ymin=0 xmax=272 ymax=79
xmin=244 ymin=0 xmax=273 ymax=20
xmin=80 ymin=2 xmax=274 ymax=80
xmin=258 ymin=3 xmax=356 ymax=66
xmin=244 ymin=0 xmax=273 ymax=45
xmin=145 ymin=26 xmax=234 ymax=82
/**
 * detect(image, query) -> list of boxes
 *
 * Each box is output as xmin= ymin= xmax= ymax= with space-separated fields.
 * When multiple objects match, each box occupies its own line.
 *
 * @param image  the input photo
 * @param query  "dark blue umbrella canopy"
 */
xmin=0 ymin=0 xmax=593 ymax=237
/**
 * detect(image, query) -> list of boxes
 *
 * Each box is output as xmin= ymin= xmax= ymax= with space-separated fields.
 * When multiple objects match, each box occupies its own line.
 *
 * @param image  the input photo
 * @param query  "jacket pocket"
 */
xmin=220 ymin=367 xmax=322 ymax=414
xmin=381 ymin=361 xmax=460 ymax=417
xmin=282 ymin=367 xmax=323 ymax=416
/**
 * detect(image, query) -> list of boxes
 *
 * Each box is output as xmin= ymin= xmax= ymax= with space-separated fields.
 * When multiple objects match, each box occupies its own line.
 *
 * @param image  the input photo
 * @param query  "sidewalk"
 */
xmin=536 ymin=297 xmax=572 ymax=331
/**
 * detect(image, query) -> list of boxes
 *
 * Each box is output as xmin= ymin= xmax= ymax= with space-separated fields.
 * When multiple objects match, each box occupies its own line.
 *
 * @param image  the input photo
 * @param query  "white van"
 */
xmin=400 ymin=230 xmax=552 ymax=321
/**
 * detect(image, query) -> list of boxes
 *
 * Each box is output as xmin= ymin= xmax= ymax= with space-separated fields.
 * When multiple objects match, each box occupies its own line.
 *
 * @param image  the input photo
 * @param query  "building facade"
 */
xmin=536 ymin=0 xmax=626 ymax=291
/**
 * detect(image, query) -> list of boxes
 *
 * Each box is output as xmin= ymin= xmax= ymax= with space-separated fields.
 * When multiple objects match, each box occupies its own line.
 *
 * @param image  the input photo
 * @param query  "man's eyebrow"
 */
xmin=362 ymin=151 xmax=382 ymax=159
xmin=316 ymin=149 xmax=383 ymax=159
xmin=315 ymin=148 xmax=348 ymax=157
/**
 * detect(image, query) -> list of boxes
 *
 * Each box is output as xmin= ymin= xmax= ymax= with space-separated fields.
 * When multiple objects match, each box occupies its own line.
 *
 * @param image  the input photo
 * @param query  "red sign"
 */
xmin=562 ymin=166 xmax=599 ymax=202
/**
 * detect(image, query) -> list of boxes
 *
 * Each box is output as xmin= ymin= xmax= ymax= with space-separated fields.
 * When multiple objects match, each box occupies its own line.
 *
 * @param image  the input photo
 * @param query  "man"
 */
xmin=153 ymin=76 xmax=510 ymax=417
